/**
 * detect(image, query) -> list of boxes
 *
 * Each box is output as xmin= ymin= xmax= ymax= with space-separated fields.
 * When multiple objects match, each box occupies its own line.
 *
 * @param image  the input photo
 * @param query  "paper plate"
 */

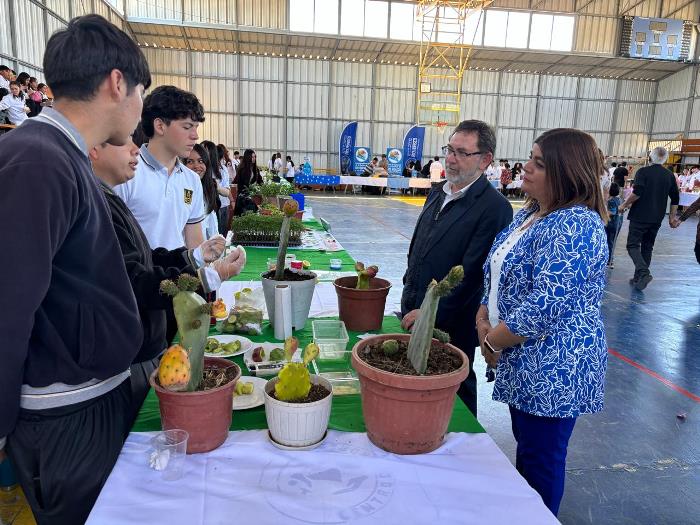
xmin=204 ymin=335 xmax=253 ymax=358
xmin=232 ymin=376 xmax=267 ymax=410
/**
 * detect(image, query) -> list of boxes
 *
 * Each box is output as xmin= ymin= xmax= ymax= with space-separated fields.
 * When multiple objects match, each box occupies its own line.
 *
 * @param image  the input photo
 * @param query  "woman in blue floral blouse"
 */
xmin=475 ymin=128 xmax=608 ymax=516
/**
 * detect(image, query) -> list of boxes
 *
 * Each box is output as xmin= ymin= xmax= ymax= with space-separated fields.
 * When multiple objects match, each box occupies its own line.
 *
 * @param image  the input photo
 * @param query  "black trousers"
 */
xmin=129 ymin=357 xmax=160 ymax=428
xmin=626 ymin=221 xmax=661 ymax=280
xmin=451 ymin=333 xmax=477 ymax=418
xmin=7 ymin=380 xmax=131 ymax=525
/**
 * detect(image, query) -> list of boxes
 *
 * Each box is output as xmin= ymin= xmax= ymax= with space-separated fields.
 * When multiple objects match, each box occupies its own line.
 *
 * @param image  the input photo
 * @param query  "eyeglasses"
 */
xmin=441 ymin=145 xmax=483 ymax=160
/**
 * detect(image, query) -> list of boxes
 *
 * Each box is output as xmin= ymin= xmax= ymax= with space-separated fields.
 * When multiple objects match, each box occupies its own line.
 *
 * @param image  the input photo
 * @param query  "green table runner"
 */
xmin=132 ymin=315 xmax=484 ymax=434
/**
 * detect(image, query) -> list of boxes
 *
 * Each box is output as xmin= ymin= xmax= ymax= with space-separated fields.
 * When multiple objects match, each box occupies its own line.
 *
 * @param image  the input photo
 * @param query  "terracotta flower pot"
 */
xmin=334 ymin=276 xmax=391 ymax=331
xmin=351 ymin=334 xmax=469 ymax=454
xmin=149 ymin=357 xmax=241 ymax=454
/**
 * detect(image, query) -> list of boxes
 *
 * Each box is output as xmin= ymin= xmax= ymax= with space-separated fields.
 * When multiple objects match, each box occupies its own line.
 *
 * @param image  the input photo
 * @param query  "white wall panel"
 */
xmin=587 ymin=132 xmax=610 ymax=154
xmin=237 ymin=0 xmax=285 ymax=29
xmin=46 ymin=15 xmax=67 ymax=41
xmin=497 ymin=128 xmax=533 ymax=161
xmin=578 ymin=77 xmax=616 ymax=100
xmin=574 ymin=15 xmax=617 ymax=54
xmin=191 ymin=51 xmax=237 ymax=78
xmin=619 ymin=80 xmax=656 ymax=102
xmin=143 ymin=48 xmax=188 ymax=75
xmin=150 ymin=73 xmax=190 ymax=91
xmin=46 ymin=0 xmax=70 ymax=20
xmin=332 ymin=62 xmax=373 ymax=87
xmin=238 ymin=116 xmax=284 ymax=152
xmin=199 ymin=113 xmax=237 ymax=147
xmin=498 ymin=97 xmax=536 ymax=128
xmin=0 ymin=0 xmax=13 ymax=56
xmin=537 ymin=99 xmax=575 ymax=129
xmin=540 ymin=75 xmax=577 ymax=98
xmin=289 ymin=59 xmax=329 ymax=84
xmin=239 ymin=80 xmax=283 ymax=115
xmin=240 ymin=56 xmax=284 ymax=81
xmin=657 ymin=67 xmax=693 ymax=102
xmin=14 ymin=0 xmax=45 ymax=67
xmin=576 ymin=101 xmax=614 ymax=131
xmin=461 ymin=93 xmax=498 ymax=124
xmin=126 ymin=0 xmax=180 ymax=20
xmin=690 ymin=99 xmax=700 ymax=133
xmin=329 ymin=120 xmax=371 ymax=151
xmin=616 ymin=103 xmax=653 ymax=133
xmin=372 ymin=123 xmax=406 ymax=152
xmin=287 ymin=84 xmax=329 ymax=118
xmin=375 ymin=89 xmax=414 ymax=123
xmin=463 ymin=70 xmax=499 ymax=93
xmin=287 ymin=118 xmax=328 ymax=152
xmin=376 ymin=65 xmax=415 ymax=89
xmin=330 ymin=86 xmax=372 ymax=120
xmin=652 ymin=100 xmax=688 ymax=134
xmin=500 ymin=73 xmax=538 ymax=96
xmin=94 ymin=0 xmax=111 ymax=19
xmin=613 ymin=133 xmax=650 ymax=158
xmin=422 ymin=126 xmax=449 ymax=161
xmin=184 ymin=0 xmax=235 ymax=24
xmin=192 ymin=78 xmax=238 ymax=113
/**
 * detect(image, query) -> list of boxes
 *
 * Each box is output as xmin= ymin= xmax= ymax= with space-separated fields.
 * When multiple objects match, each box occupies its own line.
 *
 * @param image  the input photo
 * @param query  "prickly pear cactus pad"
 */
xmin=273 ymin=337 xmax=321 ymax=402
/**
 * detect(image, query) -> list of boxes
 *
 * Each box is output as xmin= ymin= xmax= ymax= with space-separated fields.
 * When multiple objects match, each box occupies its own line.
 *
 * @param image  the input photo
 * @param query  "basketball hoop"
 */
xmin=435 ymin=120 xmax=449 ymax=133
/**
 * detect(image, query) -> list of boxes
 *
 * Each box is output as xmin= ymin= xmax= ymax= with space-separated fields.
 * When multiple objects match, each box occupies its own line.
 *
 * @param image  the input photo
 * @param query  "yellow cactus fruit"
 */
xmin=211 ymin=298 xmax=227 ymax=318
xmin=302 ymin=260 xmax=311 ymax=269
xmin=158 ymin=344 xmax=191 ymax=392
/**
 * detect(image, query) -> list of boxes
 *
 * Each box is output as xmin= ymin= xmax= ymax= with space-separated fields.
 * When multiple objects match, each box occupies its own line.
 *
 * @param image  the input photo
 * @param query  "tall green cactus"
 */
xmin=274 ymin=336 xmax=319 ymax=401
xmin=160 ymin=275 xmax=211 ymax=391
xmin=274 ymin=199 xmax=299 ymax=281
xmin=406 ymin=266 xmax=464 ymax=374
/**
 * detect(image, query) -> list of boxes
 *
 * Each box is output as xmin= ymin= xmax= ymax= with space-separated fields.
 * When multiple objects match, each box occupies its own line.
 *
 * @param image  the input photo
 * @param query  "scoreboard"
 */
xmin=620 ymin=16 xmax=693 ymax=61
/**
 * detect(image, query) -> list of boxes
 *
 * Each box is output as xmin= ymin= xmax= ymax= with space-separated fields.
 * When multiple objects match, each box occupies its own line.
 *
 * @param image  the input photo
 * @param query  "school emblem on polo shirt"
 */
xmin=183 ymin=188 xmax=193 ymax=204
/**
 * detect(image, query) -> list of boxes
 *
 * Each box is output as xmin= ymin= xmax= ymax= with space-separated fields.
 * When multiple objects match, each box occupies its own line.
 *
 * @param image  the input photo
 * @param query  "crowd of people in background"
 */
xmin=0 ymin=65 xmax=53 ymax=125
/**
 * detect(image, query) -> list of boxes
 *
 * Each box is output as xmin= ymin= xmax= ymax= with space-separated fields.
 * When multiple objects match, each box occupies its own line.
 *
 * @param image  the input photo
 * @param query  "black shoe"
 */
xmin=629 ymin=277 xmax=638 ymax=285
xmin=635 ymin=274 xmax=653 ymax=291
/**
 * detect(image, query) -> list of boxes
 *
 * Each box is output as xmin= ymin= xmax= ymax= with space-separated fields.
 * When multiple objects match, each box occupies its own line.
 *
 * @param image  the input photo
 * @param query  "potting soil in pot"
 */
xmin=156 ymin=365 xmax=239 ymax=391
xmin=263 ymin=269 xmax=315 ymax=282
xmin=268 ymin=384 xmax=331 ymax=403
xmin=359 ymin=340 xmax=463 ymax=375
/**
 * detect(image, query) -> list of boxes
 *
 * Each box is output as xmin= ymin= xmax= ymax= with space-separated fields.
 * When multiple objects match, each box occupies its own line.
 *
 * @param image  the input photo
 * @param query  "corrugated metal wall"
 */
xmin=652 ymin=67 xmax=699 ymax=140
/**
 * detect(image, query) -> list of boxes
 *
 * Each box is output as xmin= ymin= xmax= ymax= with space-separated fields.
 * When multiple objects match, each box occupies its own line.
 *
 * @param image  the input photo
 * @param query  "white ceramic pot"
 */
xmin=261 ymin=272 xmax=317 ymax=330
xmin=264 ymin=375 xmax=332 ymax=448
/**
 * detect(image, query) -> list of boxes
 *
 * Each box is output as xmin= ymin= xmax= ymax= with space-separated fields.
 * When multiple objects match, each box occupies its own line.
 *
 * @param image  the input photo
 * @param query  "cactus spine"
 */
xmin=160 ymin=274 xmax=210 ymax=391
xmin=274 ymin=199 xmax=299 ymax=281
xmin=406 ymin=266 xmax=464 ymax=374
xmin=354 ymin=262 xmax=378 ymax=289
xmin=274 ymin=336 xmax=319 ymax=402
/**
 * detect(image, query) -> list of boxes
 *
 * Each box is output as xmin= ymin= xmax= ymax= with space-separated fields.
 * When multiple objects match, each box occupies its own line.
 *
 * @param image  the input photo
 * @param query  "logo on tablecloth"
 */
xmin=263 ymin=463 xmax=394 ymax=523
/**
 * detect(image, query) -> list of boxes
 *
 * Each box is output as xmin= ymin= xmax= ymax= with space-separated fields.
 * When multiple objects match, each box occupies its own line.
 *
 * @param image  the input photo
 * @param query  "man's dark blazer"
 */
xmin=402 ymin=175 xmax=513 ymax=359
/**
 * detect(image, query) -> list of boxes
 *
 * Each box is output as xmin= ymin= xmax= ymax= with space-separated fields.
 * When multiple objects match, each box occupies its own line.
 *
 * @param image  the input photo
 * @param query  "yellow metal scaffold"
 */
xmin=416 ymin=0 xmax=492 ymax=130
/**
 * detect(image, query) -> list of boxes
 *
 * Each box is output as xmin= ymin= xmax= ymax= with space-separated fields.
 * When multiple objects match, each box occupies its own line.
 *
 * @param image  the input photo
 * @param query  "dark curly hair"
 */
xmin=141 ymin=85 xmax=205 ymax=138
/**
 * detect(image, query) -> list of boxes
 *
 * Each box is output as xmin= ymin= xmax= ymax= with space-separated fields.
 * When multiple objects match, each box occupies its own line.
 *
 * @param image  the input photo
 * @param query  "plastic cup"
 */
xmin=267 ymin=258 xmax=276 ymax=271
xmin=329 ymin=258 xmax=342 ymax=270
xmin=290 ymin=260 xmax=303 ymax=271
xmin=150 ymin=429 xmax=188 ymax=481
xmin=285 ymin=254 xmax=296 ymax=268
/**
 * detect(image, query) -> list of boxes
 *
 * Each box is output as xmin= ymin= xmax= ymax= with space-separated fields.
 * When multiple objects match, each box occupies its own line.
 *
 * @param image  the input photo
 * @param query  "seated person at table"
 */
xmin=363 ymin=157 xmax=377 ymax=177
xmin=0 ymin=15 xmax=151 ymax=524
xmin=0 ymin=81 xmax=29 ymax=125
xmin=90 ymin=138 xmax=247 ymax=425
xmin=114 ymin=85 xmax=206 ymax=250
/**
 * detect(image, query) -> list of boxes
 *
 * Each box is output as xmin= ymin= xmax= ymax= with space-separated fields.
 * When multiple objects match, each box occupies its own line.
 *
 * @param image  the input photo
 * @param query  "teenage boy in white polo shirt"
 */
xmin=114 ymin=85 xmax=207 ymax=250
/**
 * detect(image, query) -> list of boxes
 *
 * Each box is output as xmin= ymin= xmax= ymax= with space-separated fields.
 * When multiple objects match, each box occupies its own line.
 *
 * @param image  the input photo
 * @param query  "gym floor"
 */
xmin=308 ymin=192 xmax=700 ymax=525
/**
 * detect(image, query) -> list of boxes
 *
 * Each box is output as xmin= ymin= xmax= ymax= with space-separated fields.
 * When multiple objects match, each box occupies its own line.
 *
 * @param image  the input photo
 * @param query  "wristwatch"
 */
xmin=483 ymin=335 xmax=501 ymax=354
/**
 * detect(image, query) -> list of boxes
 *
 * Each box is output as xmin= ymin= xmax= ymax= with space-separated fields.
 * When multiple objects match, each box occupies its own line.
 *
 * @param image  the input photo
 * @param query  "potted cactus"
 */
xmin=264 ymin=337 xmax=332 ymax=448
xmin=334 ymin=262 xmax=392 ymax=331
xmin=149 ymin=275 xmax=241 ymax=454
xmin=351 ymin=266 xmax=469 ymax=455
xmin=261 ymin=199 xmax=317 ymax=331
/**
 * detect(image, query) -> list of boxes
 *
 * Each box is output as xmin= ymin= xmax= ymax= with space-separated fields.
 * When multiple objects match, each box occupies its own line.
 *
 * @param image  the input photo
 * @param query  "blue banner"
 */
xmin=386 ymin=147 xmax=403 ymax=177
xmin=338 ymin=121 xmax=358 ymax=175
xmin=353 ymin=146 xmax=371 ymax=175
xmin=294 ymin=174 xmax=340 ymax=186
xmin=402 ymin=125 xmax=425 ymax=171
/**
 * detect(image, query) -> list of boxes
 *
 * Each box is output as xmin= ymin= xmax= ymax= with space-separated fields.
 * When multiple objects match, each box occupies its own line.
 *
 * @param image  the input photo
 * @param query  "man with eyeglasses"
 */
xmin=400 ymin=120 xmax=513 ymax=418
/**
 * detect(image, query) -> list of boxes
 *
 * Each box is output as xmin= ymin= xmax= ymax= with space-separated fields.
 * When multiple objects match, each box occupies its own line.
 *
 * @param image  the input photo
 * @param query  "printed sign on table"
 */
xmin=353 ymin=147 xmax=371 ymax=175
xmin=386 ymin=148 xmax=403 ymax=177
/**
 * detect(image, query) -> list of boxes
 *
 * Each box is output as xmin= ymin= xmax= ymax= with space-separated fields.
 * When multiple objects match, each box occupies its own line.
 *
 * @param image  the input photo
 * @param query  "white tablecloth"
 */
xmin=680 ymin=192 xmax=699 ymax=207
xmin=217 ymin=280 xmax=399 ymax=320
xmin=87 ymin=430 xmax=558 ymax=525
xmin=338 ymin=176 xmax=432 ymax=189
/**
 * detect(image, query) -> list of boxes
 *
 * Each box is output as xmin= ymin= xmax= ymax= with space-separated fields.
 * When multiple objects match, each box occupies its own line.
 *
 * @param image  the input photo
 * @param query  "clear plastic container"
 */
xmin=312 ymin=320 xmax=349 ymax=362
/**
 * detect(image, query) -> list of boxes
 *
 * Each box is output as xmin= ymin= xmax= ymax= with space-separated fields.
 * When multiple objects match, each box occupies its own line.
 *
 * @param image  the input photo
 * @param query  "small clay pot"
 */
xmin=334 ymin=276 xmax=391 ymax=331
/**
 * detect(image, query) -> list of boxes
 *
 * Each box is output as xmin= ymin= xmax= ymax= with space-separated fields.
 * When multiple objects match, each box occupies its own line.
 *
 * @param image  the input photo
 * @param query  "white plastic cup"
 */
xmin=150 ymin=429 xmax=189 ymax=481
xmin=329 ymin=258 xmax=342 ymax=270
xmin=285 ymin=254 xmax=296 ymax=268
